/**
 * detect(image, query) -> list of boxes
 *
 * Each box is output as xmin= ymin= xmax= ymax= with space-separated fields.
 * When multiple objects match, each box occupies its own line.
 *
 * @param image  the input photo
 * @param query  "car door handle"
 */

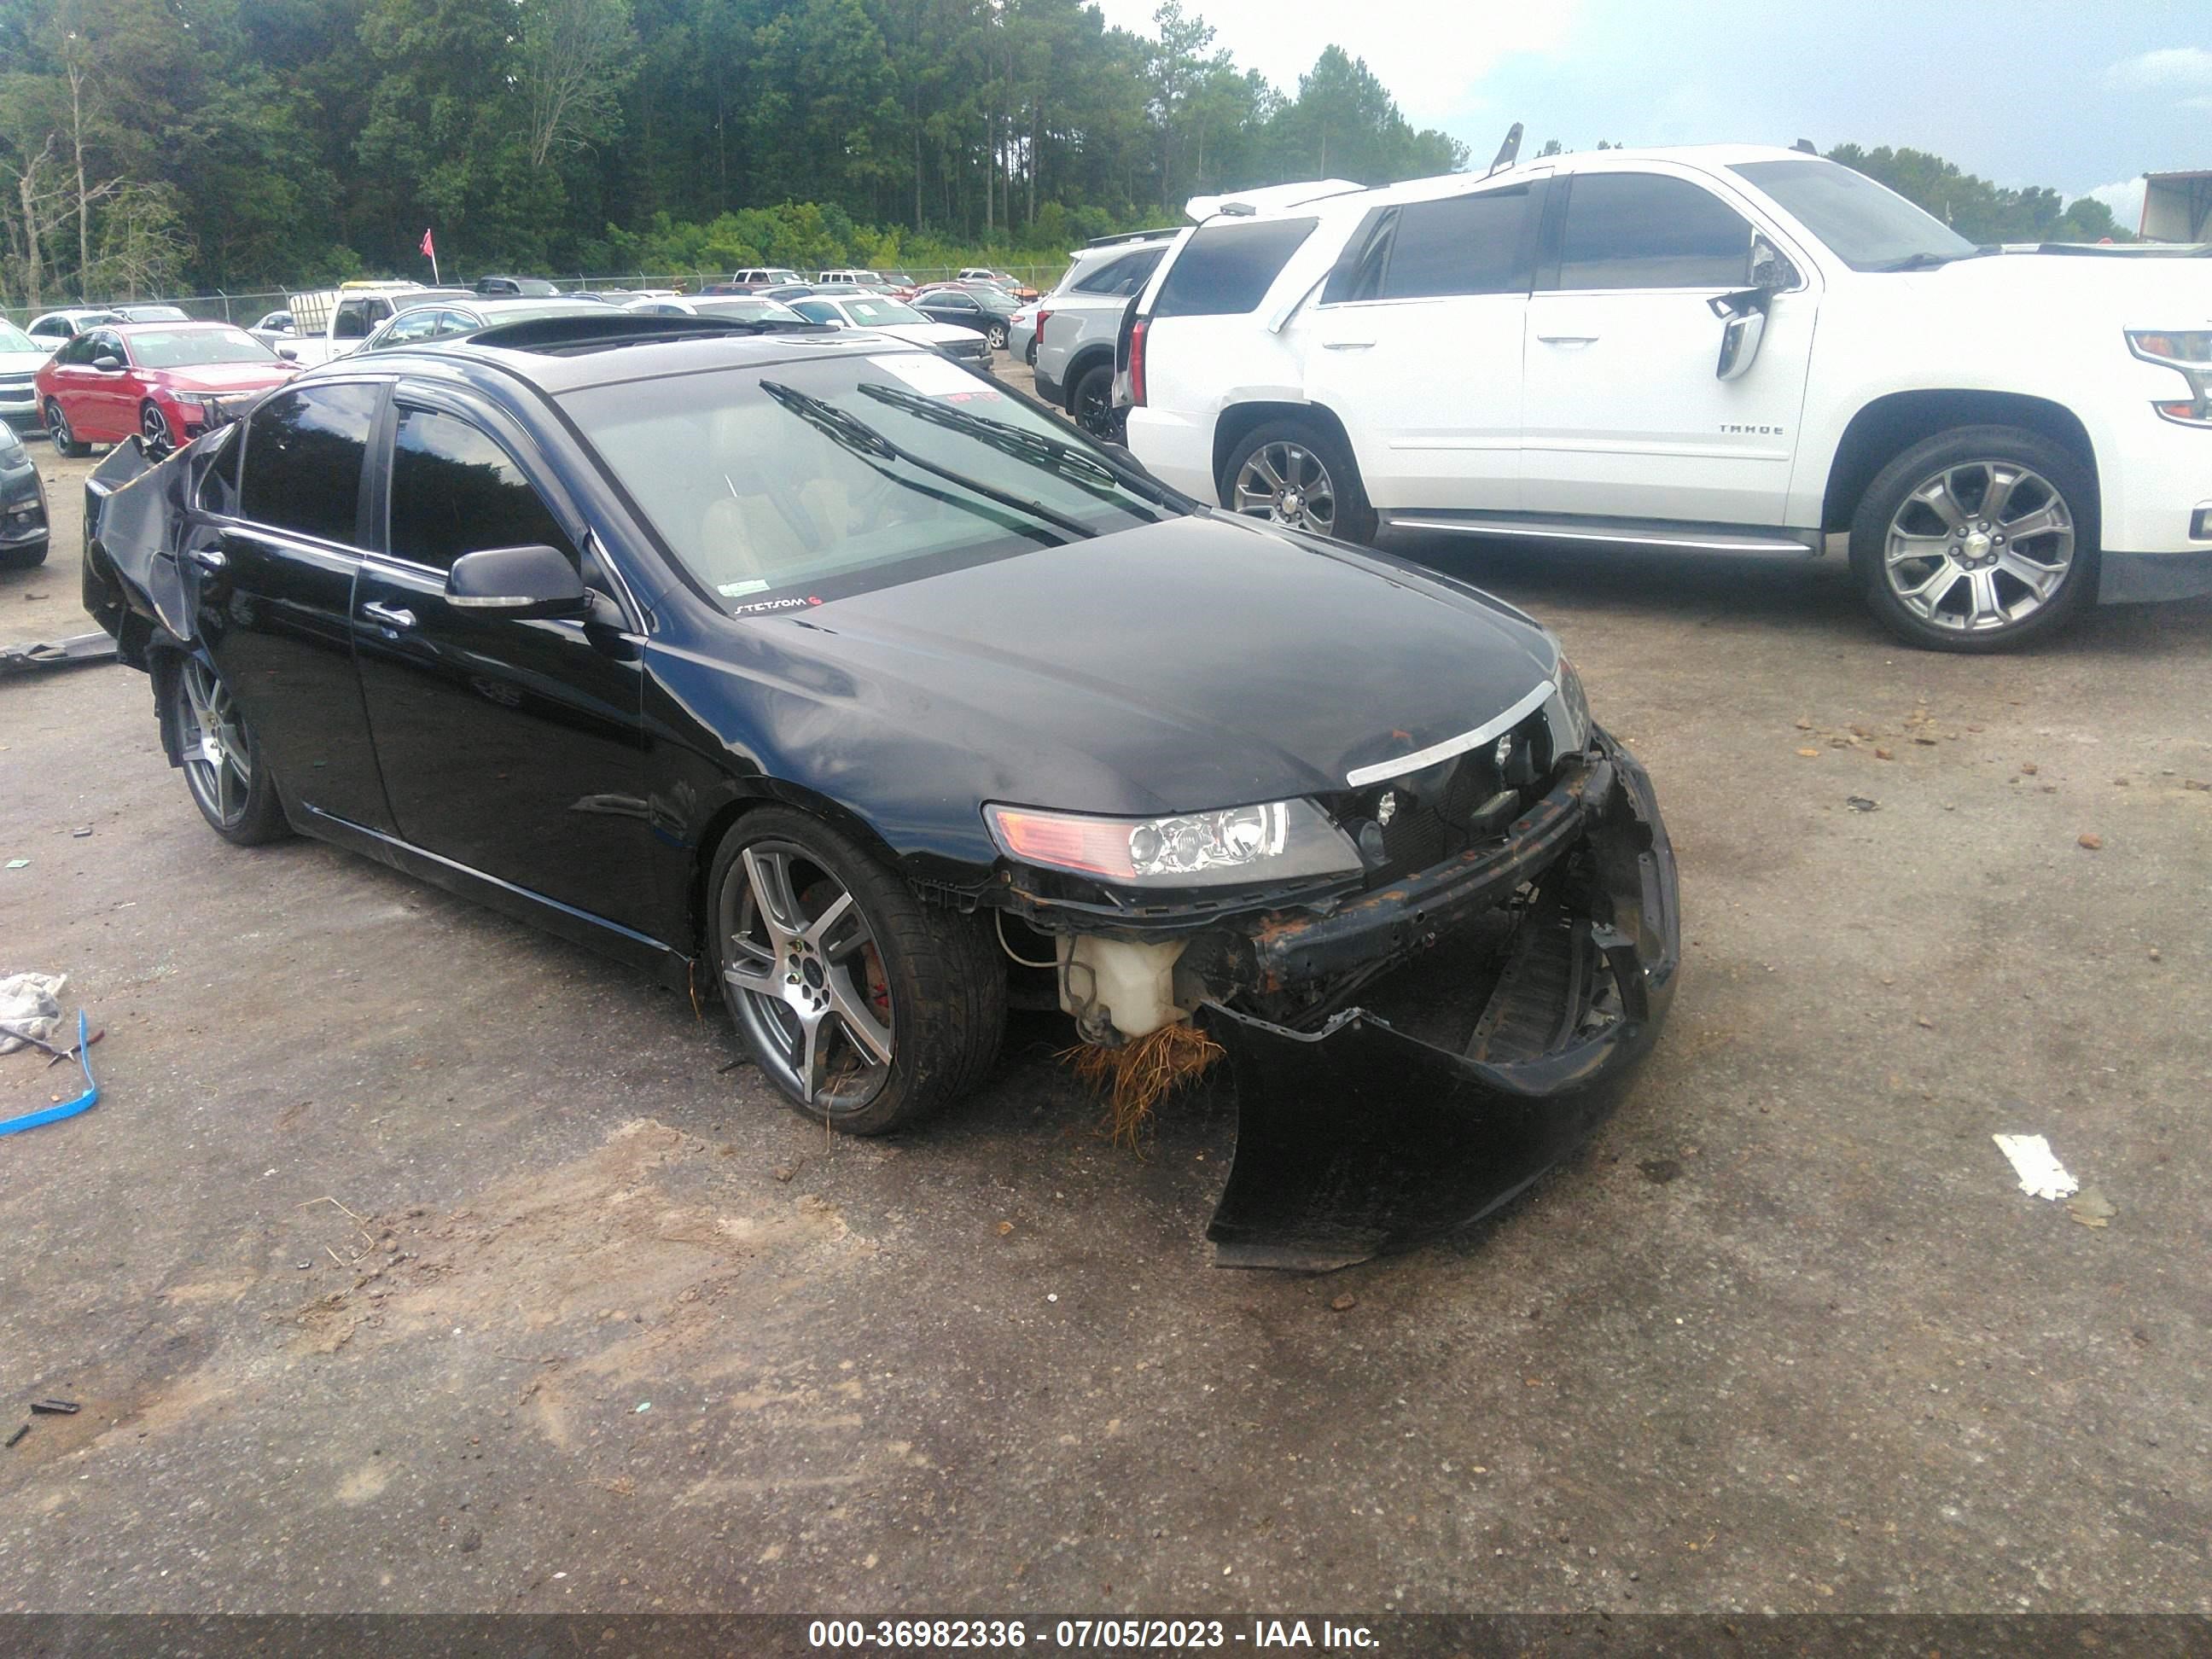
xmin=184 ymin=546 xmax=226 ymax=573
xmin=1322 ymin=339 xmax=1375 ymax=351
xmin=360 ymin=602 xmax=416 ymax=630
xmin=1536 ymin=334 xmax=1600 ymax=346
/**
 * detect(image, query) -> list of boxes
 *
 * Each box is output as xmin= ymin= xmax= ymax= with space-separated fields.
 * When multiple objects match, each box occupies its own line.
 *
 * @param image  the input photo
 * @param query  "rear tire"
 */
xmin=45 ymin=399 xmax=90 ymax=459
xmin=1220 ymin=418 xmax=1378 ymax=545
xmin=166 ymin=653 xmax=289 ymax=846
xmin=708 ymin=806 xmax=1004 ymax=1136
xmin=1068 ymin=362 xmax=1121 ymax=442
xmin=987 ymin=322 xmax=1010 ymax=349
xmin=1849 ymin=424 xmax=2098 ymax=653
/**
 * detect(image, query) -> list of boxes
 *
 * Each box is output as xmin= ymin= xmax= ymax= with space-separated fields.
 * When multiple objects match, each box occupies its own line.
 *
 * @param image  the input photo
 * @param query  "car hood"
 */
xmin=149 ymin=362 xmax=297 ymax=393
xmin=874 ymin=323 xmax=990 ymax=351
xmin=746 ymin=512 xmax=1560 ymax=815
xmin=0 ymin=349 xmax=46 ymax=375
xmin=1903 ymin=253 xmax=2212 ymax=322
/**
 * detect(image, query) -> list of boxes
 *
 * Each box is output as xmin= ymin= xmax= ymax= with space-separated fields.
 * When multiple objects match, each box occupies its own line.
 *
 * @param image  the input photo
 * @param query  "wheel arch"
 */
xmin=1209 ymin=399 xmax=1356 ymax=502
xmin=1059 ymin=342 xmax=1115 ymax=413
xmin=1823 ymin=391 xmax=2099 ymax=534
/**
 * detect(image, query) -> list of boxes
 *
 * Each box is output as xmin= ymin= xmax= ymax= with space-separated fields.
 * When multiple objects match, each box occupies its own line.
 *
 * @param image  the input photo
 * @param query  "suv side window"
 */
xmin=1151 ymin=218 xmax=1318 ymax=317
xmin=1554 ymin=172 xmax=1753 ymax=290
xmin=1072 ymin=248 xmax=1163 ymax=297
xmin=239 ymin=384 xmax=378 ymax=544
xmin=388 ymin=406 xmax=576 ymax=573
xmin=1376 ymin=186 xmax=1533 ymax=300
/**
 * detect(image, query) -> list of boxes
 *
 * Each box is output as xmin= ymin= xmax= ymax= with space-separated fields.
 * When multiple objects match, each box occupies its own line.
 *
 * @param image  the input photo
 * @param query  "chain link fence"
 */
xmin=4 ymin=265 xmax=1069 ymax=329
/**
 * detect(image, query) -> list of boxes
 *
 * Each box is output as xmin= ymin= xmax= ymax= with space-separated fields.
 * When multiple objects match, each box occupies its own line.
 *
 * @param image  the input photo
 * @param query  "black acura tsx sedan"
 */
xmin=82 ymin=312 xmax=1679 ymax=1268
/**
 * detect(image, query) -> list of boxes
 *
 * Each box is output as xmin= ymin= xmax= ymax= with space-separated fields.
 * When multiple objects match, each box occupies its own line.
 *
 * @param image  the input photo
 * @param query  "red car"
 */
xmin=37 ymin=320 xmax=297 ymax=456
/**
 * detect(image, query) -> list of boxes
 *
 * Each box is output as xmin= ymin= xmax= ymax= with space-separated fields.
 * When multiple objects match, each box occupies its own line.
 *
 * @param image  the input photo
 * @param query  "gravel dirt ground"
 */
xmin=2 ymin=370 xmax=2209 ymax=1616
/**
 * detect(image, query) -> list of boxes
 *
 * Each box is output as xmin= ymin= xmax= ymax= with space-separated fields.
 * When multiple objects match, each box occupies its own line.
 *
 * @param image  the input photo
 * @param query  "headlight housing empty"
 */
xmin=986 ymin=798 xmax=1361 ymax=888
xmin=2127 ymin=330 xmax=2212 ymax=427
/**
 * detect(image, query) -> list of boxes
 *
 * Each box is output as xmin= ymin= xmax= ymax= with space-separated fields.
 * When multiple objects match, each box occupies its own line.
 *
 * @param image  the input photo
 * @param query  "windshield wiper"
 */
xmin=758 ymin=381 xmax=1098 ymax=542
xmin=855 ymin=381 xmax=1177 ymax=510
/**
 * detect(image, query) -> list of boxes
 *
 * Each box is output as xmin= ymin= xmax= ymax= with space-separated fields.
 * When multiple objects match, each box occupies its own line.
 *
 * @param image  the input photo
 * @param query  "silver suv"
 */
xmin=1032 ymin=230 xmax=1177 ymax=439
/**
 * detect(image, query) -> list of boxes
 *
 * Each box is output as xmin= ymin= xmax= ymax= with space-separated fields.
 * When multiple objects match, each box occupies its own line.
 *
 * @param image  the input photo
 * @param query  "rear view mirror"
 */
xmin=276 ymin=345 xmax=300 ymax=361
xmin=1708 ymin=289 xmax=1771 ymax=381
xmin=446 ymin=544 xmax=588 ymax=619
xmin=92 ymin=355 xmax=122 ymax=372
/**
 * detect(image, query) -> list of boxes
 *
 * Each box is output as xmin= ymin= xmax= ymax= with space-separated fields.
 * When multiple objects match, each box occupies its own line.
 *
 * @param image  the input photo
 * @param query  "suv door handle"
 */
xmin=360 ymin=601 xmax=416 ymax=631
xmin=184 ymin=546 xmax=226 ymax=573
xmin=1536 ymin=333 xmax=1600 ymax=346
xmin=1322 ymin=339 xmax=1375 ymax=351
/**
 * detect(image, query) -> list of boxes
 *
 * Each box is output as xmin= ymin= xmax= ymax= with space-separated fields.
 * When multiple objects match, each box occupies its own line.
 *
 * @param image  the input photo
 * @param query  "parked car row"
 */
xmin=1111 ymin=143 xmax=2212 ymax=651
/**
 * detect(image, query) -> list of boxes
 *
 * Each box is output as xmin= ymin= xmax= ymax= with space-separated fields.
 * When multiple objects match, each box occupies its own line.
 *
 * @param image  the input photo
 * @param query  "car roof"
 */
xmin=331 ymin=314 xmax=905 ymax=398
xmin=110 ymin=319 xmax=247 ymax=333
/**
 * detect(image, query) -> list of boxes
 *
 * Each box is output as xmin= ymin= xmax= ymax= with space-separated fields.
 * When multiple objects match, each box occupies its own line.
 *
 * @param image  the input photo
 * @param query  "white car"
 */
xmin=783 ymin=294 xmax=994 ymax=372
xmin=0 ymin=318 xmax=50 ymax=432
xmin=815 ymin=269 xmax=884 ymax=288
xmin=24 ymin=307 xmax=122 ymax=354
xmin=1122 ymin=144 xmax=2212 ymax=650
xmin=622 ymin=294 xmax=810 ymax=323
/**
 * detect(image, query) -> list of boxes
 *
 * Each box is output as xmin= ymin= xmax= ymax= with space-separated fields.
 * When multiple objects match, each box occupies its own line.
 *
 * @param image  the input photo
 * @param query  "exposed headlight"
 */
xmin=2127 ymin=330 xmax=2212 ymax=426
xmin=986 ymin=799 xmax=1361 ymax=888
xmin=167 ymin=391 xmax=212 ymax=406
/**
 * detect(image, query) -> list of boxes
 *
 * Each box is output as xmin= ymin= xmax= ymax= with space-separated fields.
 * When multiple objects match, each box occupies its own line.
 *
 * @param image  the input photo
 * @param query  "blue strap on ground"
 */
xmin=0 ymin=1012 xmax=98 ymax=1137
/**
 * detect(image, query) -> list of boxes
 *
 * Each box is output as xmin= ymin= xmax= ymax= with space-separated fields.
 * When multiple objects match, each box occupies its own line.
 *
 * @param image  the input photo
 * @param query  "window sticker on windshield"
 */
xmin=718 ymin=578 xmax=771 ymax=597
xmin=867 ymin=352 xmax=1000 ymax=403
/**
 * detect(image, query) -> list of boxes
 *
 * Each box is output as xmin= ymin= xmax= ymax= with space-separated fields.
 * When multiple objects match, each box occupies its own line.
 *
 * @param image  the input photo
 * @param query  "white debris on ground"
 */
xmin=1993 ymin=1132 xmax=2081 ymax=1202
xmin=0 ymin=972 xmax=67 ymax=1053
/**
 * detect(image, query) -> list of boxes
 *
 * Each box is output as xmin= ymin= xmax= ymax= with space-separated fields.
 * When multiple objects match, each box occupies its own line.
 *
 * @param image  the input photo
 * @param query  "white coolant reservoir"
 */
xmin=1057 ymin=935 xmax=1189 ymax=1040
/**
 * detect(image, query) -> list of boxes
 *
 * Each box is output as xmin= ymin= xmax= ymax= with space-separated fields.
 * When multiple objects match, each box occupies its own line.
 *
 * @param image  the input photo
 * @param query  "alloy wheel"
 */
xmin=1233 ymin=441 xmax=1337 ymax=536
xmin=987 ymin=323 xmax=1009 ymax=348
xmin=1883 ymin=460 xmax=2074 ymax=635
xmin=1074 ymin=373 xmax=1117 ymax=440
xmin=142 ymin=403 xmax=173 ymax=451
xmin=46 ymin=402 xmax=73 ymax=451
xmin=178 ymin=657 xmax=253 ymax=830
xmin=720 ymin=841 xmax=895 ymax=1113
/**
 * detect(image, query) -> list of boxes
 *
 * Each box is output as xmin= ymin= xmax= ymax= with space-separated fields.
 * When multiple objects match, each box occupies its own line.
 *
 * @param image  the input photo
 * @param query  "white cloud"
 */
xmin=2102 ymin=45 xmax=2212 ymax=95
xmin=2085 ymin=176 xmax=2147 ymax=234
xmin=1088 ymin=0 xmax=1580 ymax=130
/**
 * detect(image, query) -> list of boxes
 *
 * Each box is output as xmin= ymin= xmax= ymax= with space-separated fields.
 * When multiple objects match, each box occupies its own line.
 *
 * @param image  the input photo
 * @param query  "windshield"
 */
xmin=0 ymin=321 xmax=35 ymax=352
xmin=563 ymin=350 xmax=1173 ymax=610
xmin=1732 ymin=158 xmax=1978 ymax=271
xmin=127 ymin=328 xmax=280 ymax=368
xmin=840 ymin=298 xmax=928 ymax=326
xmin=694 ymin=298 xmax=805 ymax=322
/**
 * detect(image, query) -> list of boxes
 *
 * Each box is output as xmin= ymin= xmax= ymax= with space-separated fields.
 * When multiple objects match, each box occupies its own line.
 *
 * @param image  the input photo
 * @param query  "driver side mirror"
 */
xmin=446 ymin=544 xmax=589 ymax=619
xmin=276 ymin=345 xmax=300 ymax=361
xmin=92 ymin=354 xmax=122 ymax=373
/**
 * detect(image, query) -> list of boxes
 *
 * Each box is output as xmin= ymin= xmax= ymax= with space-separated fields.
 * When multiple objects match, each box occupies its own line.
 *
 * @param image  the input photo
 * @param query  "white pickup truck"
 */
xmin=278 ymin=282 xmax=470 ymax=370
xmin=1121 ymin=145 xmax=2212 ymax=650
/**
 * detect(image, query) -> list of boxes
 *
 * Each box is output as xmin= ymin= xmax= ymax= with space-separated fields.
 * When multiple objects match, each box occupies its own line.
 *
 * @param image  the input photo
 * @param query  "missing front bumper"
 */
xmin=1202 ymin=735 xmax=1679 ymax=1270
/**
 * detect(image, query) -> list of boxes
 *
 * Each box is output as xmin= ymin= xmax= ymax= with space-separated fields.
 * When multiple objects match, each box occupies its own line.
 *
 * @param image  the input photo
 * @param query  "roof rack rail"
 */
xmin=1081 ymin=226 xmax=1182 ymax=249
xmin=457 ymin=312 xmax=836 ymax=352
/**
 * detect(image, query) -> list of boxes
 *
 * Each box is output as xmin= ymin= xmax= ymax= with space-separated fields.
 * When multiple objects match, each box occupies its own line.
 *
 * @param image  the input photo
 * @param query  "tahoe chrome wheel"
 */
xmin=178 ymin=657 xmax=253 ymax=828
xmin=1883 ymin=459 xmax=2074 ymax=635
xmin=720 ymin=841 xmax=895 ymax=1112
xmin=1233 ymin=440 xmax=1336 ymax=535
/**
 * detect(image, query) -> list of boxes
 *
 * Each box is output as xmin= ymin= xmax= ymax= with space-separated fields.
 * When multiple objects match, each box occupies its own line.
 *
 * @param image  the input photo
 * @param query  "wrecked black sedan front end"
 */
xmin=987 ymin=643 xmax=1679 ymax=1269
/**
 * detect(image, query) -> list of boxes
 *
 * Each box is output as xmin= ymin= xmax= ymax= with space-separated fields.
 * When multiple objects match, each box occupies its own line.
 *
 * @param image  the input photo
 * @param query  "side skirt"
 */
xmin=299 ymin=805 xmax=695 ymax=992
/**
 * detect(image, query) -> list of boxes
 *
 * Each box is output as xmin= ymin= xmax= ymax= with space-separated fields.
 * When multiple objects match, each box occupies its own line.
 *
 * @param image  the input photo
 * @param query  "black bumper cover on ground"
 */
xmin=1204 ymin=735 xmax=1679 ymax=1270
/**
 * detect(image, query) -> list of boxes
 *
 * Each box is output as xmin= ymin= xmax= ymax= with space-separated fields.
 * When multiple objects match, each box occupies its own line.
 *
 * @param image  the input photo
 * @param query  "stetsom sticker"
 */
xmin=868 ymin=352 xmax=999 ymax=402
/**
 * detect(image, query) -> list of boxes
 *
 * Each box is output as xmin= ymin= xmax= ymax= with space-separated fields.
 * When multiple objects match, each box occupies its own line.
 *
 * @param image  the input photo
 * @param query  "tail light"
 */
xmin=1033 ymin=309 xmax=1051 ymax=347
xmin=1129 ymin=318 xmax=1150 ymax=406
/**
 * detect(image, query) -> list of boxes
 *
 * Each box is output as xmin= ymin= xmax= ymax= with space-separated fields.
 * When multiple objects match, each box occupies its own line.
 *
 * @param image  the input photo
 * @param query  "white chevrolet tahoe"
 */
xmin=1121 ymin=146 xmax=2212 ymax=650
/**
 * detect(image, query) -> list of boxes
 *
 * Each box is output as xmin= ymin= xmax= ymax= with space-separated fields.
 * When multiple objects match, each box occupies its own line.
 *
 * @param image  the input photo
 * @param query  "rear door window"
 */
xmin=1380 ymin=187 xmax=1534 ymax=299
xmin=1150 ymin=218 xmax=1318 ymax=317
xmin=1072 ymin=248 xmax=1164 ymax=297
xmin=239 ymin=383 xmax=379 ymax=545
xmin=1552 ymin=172 xmax=1754 ymax=290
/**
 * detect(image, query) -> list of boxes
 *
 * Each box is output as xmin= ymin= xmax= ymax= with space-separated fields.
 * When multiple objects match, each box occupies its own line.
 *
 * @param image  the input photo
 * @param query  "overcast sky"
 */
xmin=1091 ymin=0 xmax=2210 ymax=230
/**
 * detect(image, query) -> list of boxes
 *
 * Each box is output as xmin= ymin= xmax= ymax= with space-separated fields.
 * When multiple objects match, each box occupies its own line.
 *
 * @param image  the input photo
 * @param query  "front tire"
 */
xmin=45 ymin=399 xmax=90 ymax=459
xmin=1220 ymin=418 xmax=1378 ymax=545
xmin=708 ymin=806 xmax=1004 ymax=1136
xmin=168 ymin=654 xmax=288 ymax=845
xmin=1849 ymin=425 xmax=2097 ymax=652
xmin=140 ymin=401 xmax=174 ymax=455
